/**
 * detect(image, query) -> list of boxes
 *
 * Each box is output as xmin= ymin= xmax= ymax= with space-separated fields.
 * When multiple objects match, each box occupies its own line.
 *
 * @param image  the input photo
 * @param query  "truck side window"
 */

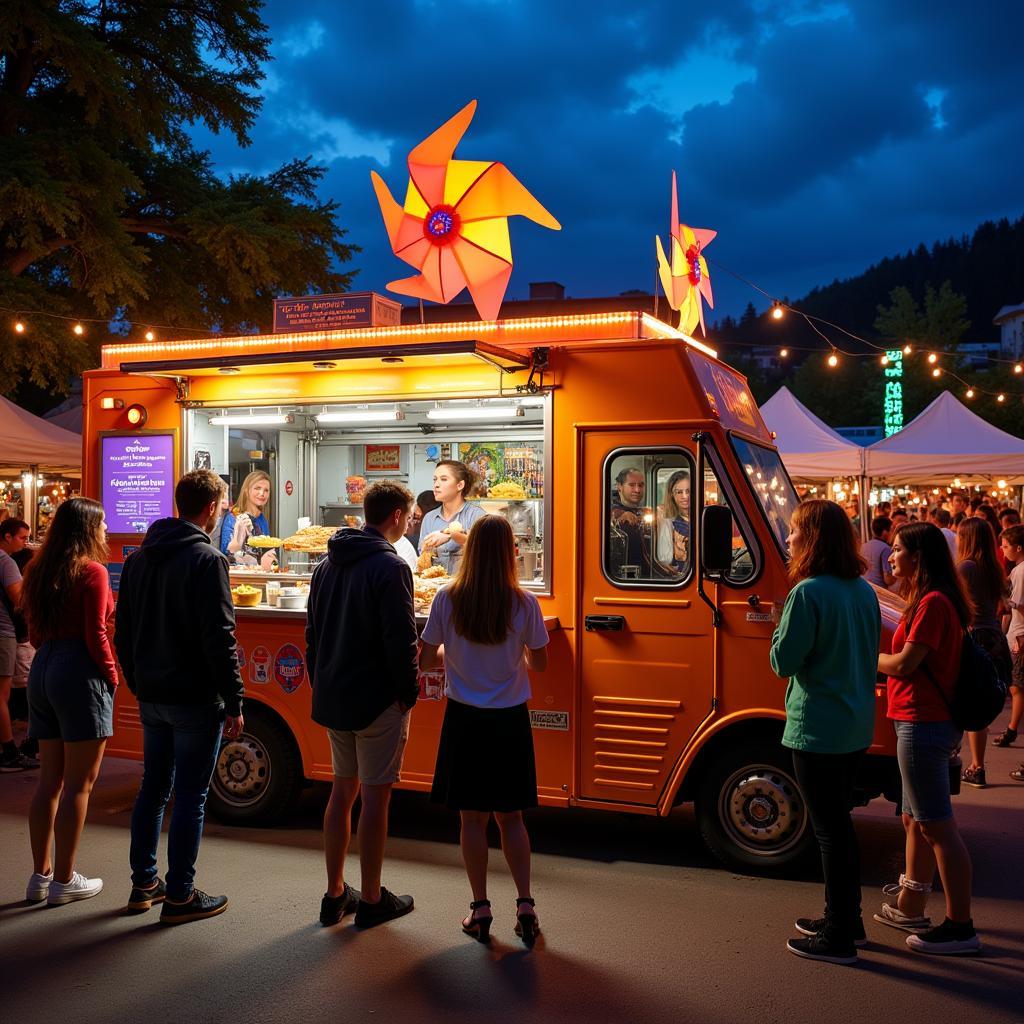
xmin=703 ymin=462 xmax=758 ymax=584
xmin=605 ymin=450 xmax=693 ymax=586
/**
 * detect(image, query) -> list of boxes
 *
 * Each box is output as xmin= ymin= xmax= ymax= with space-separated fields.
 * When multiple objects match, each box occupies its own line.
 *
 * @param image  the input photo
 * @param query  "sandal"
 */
xmin=514 ymin=896 xmax=540 ymax=946
xmin=461 ymin=899 xmax=492 ymax=942
xmin=994 ymin=727 xmax=1018 ymax=747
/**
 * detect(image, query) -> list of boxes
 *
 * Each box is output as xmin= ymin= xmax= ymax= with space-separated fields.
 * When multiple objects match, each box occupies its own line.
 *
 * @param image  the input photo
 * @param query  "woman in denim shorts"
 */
xmin=21 ymin=498 xmax=118 ymax=907
xmin=877 ymin=521 xmax=980 ymax=955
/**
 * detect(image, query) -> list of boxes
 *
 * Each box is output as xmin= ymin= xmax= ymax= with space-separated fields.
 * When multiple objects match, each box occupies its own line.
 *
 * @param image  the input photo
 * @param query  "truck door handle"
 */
xmin=585 ymin=614 xmax=625 ymax=632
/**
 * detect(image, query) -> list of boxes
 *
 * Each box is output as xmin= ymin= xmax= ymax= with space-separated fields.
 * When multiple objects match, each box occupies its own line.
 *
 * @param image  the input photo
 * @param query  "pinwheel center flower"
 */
xmin=686 ymin=244 xmax=702 ymax=285
xmin=424 ymin=205 xmax=461 ymax=245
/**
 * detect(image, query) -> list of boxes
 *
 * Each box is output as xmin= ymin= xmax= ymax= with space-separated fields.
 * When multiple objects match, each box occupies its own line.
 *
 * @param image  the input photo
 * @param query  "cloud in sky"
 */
xmin=196 ymin=0 xmax=1024 ymax=318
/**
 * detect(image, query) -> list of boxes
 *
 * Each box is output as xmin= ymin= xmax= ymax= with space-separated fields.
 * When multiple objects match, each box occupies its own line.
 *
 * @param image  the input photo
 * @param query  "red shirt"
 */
xmin=886 ymin=591 xmax=961 ymax=722
xmin=29 ymin=560 xmax=118 ymax=687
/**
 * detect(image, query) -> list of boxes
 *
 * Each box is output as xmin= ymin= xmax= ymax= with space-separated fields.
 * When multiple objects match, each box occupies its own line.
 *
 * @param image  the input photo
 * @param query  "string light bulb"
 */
xmin=997 ymin=393 xmax=1006 ymax=403
xmin=72 ymin=323 xmax=84 ymax=336
xmin=827 ymin=352 xmax=838 ymax=368
xmin=1015 ymin=364 xmax=1023 ymax=374
xmin=779 ymin=347 xmax=789 ymax=358
xmin=966 ymin=388 xmax=975 ymax=398
xmin=931 ymin=368 xmax=941 ymax=378
xmin=14 ymin=321 xmax=25 ymax=334
xmin=903 ymin=344 xmax=912 ymax=355
xmin=927 ymin=353 xmax=937 ymax=364
xmin=880 ymin=355 xmax=889 ymax=366
xmin=771 ymin=302 xmax=784 ymax=321
xmin=144 ymin=330 xmax=155 ymax=342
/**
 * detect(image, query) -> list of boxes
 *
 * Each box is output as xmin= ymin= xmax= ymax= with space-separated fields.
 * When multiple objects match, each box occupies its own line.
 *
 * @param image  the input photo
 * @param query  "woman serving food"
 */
xmin=418 ymin=461 xmax=486 ymax=575
xmin=219 ymin=470 xmax=277 ymax=568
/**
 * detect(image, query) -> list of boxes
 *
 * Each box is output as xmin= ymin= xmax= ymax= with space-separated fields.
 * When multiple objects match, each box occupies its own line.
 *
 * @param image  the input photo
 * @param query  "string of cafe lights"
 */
xmin=704 ymin=257 xmax=1024 ymax=403
xmin=0 ymin=303 xmax=220 ymax=342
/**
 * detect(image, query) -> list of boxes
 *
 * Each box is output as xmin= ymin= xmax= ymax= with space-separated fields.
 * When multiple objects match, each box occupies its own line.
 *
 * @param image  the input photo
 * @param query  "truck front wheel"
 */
xmin=207 ymin=707 xmax=303 ymax=824
xmin=695 ymin=741 xmax=814 ymax=874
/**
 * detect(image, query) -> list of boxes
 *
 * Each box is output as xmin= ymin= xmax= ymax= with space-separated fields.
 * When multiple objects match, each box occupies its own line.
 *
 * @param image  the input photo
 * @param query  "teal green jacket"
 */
xmin=770 ymin=575 xmax=881 ymax=754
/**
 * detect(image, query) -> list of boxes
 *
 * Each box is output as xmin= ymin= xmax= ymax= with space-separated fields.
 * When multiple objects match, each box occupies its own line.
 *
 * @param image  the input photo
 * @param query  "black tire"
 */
xmin=207 ymin=706 xmax=303 ymax=824
xmin=695 ymin=739 xmax=815 ymax=874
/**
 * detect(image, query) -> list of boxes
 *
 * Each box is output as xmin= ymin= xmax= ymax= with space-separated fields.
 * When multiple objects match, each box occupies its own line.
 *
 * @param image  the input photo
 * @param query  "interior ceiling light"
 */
xmin=218 ymin=366 xmax=241 ymax=375
xmin=317 ymin=409 xmax=404 ymax=424
xmin=312 ymin=361 xmax=337 ymax=370
xmin=426 ymin=405 xmax=525 ymax=421
xmin=209 ymin=412 xmax=293 ymax=426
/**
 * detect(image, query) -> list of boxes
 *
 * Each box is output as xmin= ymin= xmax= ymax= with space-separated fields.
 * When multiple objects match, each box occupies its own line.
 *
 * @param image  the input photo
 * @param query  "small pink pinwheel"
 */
xmin=370 ymin=100 xmax=560 ymax=322
xmin=655 ymin=171 xmax=716 ymax=336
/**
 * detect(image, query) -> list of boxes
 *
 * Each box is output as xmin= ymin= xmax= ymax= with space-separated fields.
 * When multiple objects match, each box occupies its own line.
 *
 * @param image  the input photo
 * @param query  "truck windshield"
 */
xmin=730 ymin=436 xmax=801 ymax=555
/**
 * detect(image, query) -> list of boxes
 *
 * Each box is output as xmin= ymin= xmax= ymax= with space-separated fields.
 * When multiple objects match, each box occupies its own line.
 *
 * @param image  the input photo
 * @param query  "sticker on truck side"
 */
xmin=530 ymin=710 xmax=569 ymax=731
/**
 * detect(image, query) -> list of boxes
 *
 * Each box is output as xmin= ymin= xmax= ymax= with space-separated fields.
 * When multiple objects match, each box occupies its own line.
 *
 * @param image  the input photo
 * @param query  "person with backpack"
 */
xmin=876 ymin=521 xmax=981 ymax=955
xmin=419 ymin=515 xmax=549 ymax=946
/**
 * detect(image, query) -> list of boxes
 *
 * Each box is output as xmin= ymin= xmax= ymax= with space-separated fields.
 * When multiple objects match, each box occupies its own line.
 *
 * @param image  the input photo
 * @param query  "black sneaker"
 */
xmin=787 ymin=934 xmax=858 ymax=965
xmin=320 ymin=883 xmax=361 ymax=926
xmin=795 ymin=916 xmax=868 ymax=947
xmin=127 ymin=878 xmax=167 ymax=912
xmin=353 ymin=886 xmax=414 ymax=928
xmin=905 ymin=917 xmax=981 ymax=955
xmin=961 ymin=766 xmax=986 ymax=788
xmin=159 ymin=888 xmax=228 ymax=925
xmin=0 ymin=750 xmax=35 ymax=772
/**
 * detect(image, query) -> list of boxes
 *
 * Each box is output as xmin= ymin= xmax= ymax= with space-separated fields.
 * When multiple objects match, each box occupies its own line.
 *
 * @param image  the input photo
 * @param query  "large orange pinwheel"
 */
xmin=370 ymin=100 xmax=560 ymax=322
xmin=656 ymin=171 xmax=716 ymax=337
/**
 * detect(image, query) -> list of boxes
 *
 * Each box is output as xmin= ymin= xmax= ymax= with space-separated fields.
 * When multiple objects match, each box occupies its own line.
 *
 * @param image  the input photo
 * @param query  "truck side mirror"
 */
xmin=702 ymin=505 xmax=733 ymax=578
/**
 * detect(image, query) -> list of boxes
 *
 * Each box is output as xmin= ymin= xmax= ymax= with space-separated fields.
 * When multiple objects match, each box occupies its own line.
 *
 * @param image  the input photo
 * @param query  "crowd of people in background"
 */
xmin=859 ymin=492 xmax=1024 ymax=788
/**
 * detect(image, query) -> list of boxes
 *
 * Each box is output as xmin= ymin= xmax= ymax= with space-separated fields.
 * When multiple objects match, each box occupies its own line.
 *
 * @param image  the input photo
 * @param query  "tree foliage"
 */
xmin=0 ymin=1 xmax=358 ymax=396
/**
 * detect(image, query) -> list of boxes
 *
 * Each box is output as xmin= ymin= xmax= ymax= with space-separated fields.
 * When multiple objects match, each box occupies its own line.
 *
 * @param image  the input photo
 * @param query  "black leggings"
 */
xmin=791 ymin=748 xmax=866 ymax=939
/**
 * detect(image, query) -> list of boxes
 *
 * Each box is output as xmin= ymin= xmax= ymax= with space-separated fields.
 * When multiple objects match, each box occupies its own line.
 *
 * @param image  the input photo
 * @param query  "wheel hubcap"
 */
xmin=214 ymin=735 xmax=271 ymax=807
xmin=718 ymin=764 xmax=806 ymax=857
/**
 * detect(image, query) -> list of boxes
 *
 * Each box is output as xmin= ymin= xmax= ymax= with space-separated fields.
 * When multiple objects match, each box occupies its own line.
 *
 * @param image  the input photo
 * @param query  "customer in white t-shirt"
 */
xmin=419 ymin=514 xmax=548 ymax=946
xmin=929 ymin=506 xmax=958 ymax=560
xmin=861 ymin=515 xmax=897 ymax=589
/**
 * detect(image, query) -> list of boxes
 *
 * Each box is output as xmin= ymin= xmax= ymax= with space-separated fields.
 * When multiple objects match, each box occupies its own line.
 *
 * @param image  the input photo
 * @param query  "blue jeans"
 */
xmin=129 ymin=702 xmax=225 ymax=900
xmin=894 ymin=719 xmax=962 ymax=823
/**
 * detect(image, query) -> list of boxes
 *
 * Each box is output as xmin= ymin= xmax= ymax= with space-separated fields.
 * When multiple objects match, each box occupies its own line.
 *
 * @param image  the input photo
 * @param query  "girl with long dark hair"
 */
xmin=770 ymin=500 xmax=880 ymax=965
xmin=419 ymin=515 xmax=549 ymax=945
xmin=876 ymin=521 xmax=981 ymax=954
xmin=21 ymin=497 xmax=117 ymax=905
xmin=956 ymin=518 xmax=1011 ymax=788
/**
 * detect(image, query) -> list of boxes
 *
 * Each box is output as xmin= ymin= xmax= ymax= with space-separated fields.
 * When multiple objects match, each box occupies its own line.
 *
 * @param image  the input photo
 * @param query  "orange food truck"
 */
xmin=83 ymin=307 xmax=903 ymax=872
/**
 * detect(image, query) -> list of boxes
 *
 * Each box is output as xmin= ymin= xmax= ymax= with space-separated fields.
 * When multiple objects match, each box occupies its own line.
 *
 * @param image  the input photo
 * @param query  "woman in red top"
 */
xmin=876 ymin=521 xmax=980 ymax=955
xmin=20 ymin=498 xmax=117 ymax=907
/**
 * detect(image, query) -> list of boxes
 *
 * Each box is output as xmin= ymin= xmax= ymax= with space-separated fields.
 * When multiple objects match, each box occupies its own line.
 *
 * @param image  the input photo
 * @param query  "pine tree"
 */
xmin=0 ymin=1 xmax=358 ymax=396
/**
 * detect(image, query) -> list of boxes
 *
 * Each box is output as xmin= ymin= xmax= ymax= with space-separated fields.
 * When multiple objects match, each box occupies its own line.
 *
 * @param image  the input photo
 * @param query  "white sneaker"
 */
xmin=872 ymin=901 xmax=931 ymax=933
xmin=47 ymin=871 xmax=103 ymax=905
xmin=26 ymin=871 xmax=54 ymax=902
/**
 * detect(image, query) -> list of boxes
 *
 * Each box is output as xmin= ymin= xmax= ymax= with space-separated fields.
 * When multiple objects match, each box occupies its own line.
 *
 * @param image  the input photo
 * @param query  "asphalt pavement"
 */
xmin=2 ymin=714 xmax=1022 ymax=1024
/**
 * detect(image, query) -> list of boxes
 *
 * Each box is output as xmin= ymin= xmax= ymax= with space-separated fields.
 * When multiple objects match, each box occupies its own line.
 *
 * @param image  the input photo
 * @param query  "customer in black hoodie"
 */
xmin=307 ymin=481 xmax=418 ymax=928
xmin=114 ymin=469 xmax=244 ymax=924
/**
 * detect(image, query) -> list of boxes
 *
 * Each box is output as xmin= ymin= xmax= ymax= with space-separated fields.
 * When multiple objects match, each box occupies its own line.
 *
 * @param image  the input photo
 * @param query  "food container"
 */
xmin=231 ymin=586 xmax=262 ymax=607
xmin=265 ymin=581 xmax=281 ymax=607
xmin=278 ymin=587 xmax=308 ymax=610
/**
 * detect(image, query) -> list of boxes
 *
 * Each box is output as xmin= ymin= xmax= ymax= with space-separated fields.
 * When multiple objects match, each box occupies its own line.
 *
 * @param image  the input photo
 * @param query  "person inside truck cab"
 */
xmin=610 ymin=468 xmax=651 ymax=576
xmin=656 ymin=471 xmax=690 ymax=574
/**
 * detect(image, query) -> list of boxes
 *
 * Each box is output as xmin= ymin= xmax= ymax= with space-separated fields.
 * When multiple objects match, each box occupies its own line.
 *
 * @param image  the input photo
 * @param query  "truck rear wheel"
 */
xmin=695 ymin=741 xmax=813 ymax=874
xmin=207 ymin=707 xmax=303 ymax=824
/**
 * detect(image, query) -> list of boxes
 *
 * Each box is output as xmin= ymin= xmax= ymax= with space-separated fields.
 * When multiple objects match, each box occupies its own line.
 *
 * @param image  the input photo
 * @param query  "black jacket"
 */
xmin=306 ymin=525 xmax=418 ymax=731
xmin=114 ymin=518 xmax=244 ymax=716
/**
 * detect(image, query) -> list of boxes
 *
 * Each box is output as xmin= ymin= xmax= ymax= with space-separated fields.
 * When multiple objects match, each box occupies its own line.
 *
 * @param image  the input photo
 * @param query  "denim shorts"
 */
xmin=894 ymin=719 xmax=962 ymax=823
xmin=28 ymin=639 xmax=115 ymax=742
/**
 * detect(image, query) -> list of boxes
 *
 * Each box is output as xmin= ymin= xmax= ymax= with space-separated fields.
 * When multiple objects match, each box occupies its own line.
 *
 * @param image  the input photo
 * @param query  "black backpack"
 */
xmin=923 ymin=630 xmax=1008 ymax=732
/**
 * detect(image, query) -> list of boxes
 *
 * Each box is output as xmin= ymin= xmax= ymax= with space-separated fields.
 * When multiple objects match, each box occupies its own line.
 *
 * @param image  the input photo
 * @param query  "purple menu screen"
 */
xmin=101 ymin=434 xmax=174 ymax=533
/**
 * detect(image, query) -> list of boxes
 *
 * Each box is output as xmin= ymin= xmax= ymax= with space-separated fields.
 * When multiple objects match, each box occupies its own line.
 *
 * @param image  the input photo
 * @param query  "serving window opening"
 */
xmin=185 ymin=396 xmax=550 ymax=597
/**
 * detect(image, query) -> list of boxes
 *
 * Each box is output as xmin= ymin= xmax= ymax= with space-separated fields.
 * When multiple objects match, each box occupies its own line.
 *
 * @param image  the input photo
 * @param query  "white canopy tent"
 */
xmin=0 ymin=395 xmax=82 ymax=475
xmin=864 ymin=391 xmax=1024 ymax=484
xmin=760 ymin=386 xmax=865 ymax=479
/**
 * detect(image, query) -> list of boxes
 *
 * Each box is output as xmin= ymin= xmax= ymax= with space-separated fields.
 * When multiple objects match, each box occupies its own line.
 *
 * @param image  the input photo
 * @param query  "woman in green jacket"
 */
xmin=771 ymin=499 xmax=881 ymax=965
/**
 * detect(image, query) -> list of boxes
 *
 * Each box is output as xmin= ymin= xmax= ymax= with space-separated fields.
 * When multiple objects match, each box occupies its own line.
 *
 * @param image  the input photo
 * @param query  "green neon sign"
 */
xmin=883 ymin=348 xmax=903 ymax=436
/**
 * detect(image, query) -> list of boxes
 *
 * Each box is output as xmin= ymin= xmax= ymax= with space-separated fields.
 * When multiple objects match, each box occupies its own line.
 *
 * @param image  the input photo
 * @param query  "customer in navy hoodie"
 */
xmin=307 ymin=480 xmax=418 ymax=929
xmin=115 ymin=469 xmax=244 ymax=924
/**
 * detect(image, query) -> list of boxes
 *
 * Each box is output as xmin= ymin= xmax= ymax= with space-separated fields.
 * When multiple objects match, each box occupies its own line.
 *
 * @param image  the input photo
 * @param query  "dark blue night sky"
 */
xmin=190 ymin=0 xmax=1024 ymax=319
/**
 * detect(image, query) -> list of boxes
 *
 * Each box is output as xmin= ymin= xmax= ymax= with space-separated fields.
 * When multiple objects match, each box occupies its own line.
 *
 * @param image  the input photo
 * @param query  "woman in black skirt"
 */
xmin=420 ymin=515 xmax=549 ymax=945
